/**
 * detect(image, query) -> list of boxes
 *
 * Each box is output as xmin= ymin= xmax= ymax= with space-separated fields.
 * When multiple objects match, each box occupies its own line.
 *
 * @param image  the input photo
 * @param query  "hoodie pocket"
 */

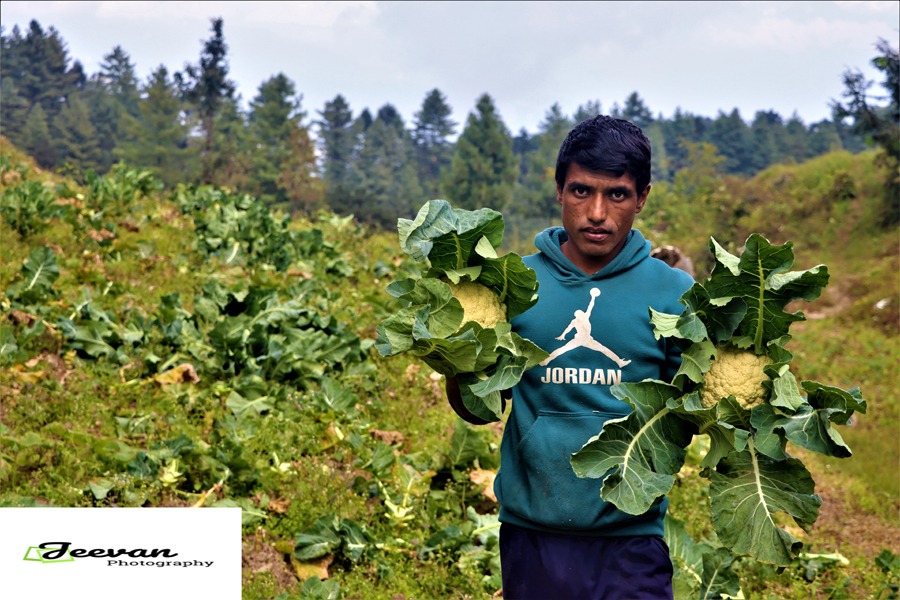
xmin=501 ymin=410 xmax=645 ymax=532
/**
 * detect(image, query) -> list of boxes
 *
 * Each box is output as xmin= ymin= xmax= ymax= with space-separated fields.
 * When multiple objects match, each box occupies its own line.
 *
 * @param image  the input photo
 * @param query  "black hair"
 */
xmin=555 ymin=115 xmax=652 ymax=194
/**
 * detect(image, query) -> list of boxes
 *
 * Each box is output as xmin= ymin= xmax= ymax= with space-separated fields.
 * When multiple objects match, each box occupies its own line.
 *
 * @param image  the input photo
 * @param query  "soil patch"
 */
xmin=795 ymin=445 xmax=900 ymax=557
xmin=810 ymin=475 xmax=900 ymax=557
xmin=242 ymin=529 xmax=298 ymax=593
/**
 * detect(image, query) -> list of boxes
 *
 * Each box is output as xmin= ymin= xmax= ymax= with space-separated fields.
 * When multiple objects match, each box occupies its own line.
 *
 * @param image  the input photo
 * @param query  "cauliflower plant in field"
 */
xmin=447 ymin=279 xmax=507 ymax=330
xmin=571 ymin=233 xmax=867 ymax=569
xmin=376 ymin=200 xmax=546 ymax=423
xmin=700 ymin=345 xmax=774 ymax=409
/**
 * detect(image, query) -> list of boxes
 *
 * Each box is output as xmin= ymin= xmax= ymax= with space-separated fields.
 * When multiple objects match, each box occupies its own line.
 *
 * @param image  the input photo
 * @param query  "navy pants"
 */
xmin=499 ymin=523 xmax=674 ymax=600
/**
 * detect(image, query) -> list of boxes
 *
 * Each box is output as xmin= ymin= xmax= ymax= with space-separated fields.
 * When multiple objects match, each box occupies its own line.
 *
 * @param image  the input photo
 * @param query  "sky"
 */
xmin=2 ymin=1 xmax=898 ymax=136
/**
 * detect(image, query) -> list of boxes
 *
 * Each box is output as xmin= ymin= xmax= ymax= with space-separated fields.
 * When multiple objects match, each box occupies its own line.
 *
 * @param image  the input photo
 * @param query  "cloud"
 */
xmin=833 ymin=0 xmax=898 ymax=13
xmin=704 ymin=14 xmax=886 ymax=53
xmin=242 ymin=1 xmax=379 ymax=28
xmin=90 ymin=0 xmax=380 ymax=27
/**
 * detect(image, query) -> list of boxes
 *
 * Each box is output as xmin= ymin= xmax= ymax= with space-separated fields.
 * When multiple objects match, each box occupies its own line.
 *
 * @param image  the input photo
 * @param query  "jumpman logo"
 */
xmin=539 ymin=288 xmax=631 ymax=368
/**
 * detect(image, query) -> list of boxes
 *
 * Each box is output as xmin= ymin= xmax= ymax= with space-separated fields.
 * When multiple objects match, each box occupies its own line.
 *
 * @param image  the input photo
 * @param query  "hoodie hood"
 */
xmin=534 ymin=227 xmax=651 ymax=282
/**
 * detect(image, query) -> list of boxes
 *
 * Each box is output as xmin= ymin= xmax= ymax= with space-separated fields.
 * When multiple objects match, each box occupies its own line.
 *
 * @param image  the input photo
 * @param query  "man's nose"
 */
xmin=586 ymin=195 xmax=607 ymax=222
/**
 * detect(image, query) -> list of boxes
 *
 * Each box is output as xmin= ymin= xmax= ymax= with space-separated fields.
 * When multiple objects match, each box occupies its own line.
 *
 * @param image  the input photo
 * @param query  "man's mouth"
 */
xmin=582 ymin=228 xmax=612 ymax=242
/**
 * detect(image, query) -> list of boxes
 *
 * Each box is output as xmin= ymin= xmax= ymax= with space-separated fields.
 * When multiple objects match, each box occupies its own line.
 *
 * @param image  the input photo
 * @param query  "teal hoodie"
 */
xmin=494 ymin=227 xmax=694 ymax=537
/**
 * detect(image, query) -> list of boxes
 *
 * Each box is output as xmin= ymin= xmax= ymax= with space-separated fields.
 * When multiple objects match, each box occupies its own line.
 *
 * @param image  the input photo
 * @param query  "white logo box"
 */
xmin=1 ymin=507 xmax=241 ymax=599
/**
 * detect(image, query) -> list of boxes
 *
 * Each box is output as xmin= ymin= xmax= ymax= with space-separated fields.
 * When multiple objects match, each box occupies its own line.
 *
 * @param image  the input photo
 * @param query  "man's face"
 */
xmin=556 ymin=163 xmax=649 ymax=274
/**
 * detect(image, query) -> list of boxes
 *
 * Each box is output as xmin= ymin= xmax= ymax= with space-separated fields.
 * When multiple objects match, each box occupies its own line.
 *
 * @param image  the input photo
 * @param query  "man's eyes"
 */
xmin=569 ymin=187 xmax=629 ymax=199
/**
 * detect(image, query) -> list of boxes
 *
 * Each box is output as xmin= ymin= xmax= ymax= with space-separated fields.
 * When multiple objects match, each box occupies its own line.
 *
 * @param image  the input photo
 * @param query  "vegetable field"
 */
xmin=1 ymin=137 xmax=898 ymax=599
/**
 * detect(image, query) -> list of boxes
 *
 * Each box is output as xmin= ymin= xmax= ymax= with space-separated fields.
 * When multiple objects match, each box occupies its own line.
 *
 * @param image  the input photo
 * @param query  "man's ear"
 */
xmin=557 ymin=183 xmax=564 ymax=205
xmin=636 ymin=184 xmax=650 ymax=214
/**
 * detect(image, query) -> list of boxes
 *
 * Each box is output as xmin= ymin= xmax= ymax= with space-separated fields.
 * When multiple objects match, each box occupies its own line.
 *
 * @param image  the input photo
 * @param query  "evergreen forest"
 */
xmin=2 ymin=18 xmax=892 ymax=230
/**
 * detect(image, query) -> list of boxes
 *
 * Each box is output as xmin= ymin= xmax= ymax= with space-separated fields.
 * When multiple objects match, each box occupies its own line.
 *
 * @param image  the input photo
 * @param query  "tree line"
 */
xmin=1 ymin=18 xmax=893 ymax=228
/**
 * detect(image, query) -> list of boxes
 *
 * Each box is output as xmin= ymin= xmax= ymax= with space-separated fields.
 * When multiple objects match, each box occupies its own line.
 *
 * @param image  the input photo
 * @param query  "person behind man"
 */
xmin=445 ymin=115 xmax=694 ymax=599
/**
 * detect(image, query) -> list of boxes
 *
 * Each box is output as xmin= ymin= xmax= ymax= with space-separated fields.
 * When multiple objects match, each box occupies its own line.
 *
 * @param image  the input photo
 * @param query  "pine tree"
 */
xmin=782 ymin=113 xmax=811 ymax=163
xmin=348 ymin=107 xmax=373 ymax=181
xmin=534 ymin=103 xmax=572 ymax=163
xmin=521 ymin=103 xmax=573 ymax=218
xmin=412 ymin=89 xmax=457 ymax=199
xmin=72 ymin=46 xmax=143 ymax=171
xmin=356 ymin=108 xmax=374 ymax=133
xmin=181 ymin=17 xmax=236 ymax=184
xmin=210 ymin=97 xmax=254 ymax=191
xmin=0 ymin=25 xmax=25 ymax=85
xmin=573 ymin=100 xmax=602 ymax=124
xmin=116 ymin=66 xmax=196 ymax=186
xmin=621 ymin=92 xmax=653 ymax=130
xmin=250 ymin=74 xmax=299 ymax=147
xmin=376 ymin=104 xmax=403 ymax=130
xmin=21 ymin=103 xmax=56 ymax=167
xmin=660 ymin=141 xmax=729 ymax=245
xmin=831 ymin=113 xmax=868 ymax=154
xmin=53 ymin=93 xmax=103 ymax=175
xmin=512 ymin=127 xmax=538 ymax=183
xmin=645 ymin=121 xmax=670 ymax=183
xmin=350 ymin=108 xmax=373 ymax=163
xmin=749 ymin=110 xmax=782 ymax=172
xmin=344 ymin=104 xmax=423 ymax=226
xmin=707 ymin=109 xmax=752 ymax=176
xmin=277 ymin=125 xmax=323 ymax=215
xmin=82 ymin=77 xmax=121 ymax=172
xmin=249 ymin=73 xmax=305 ymax=205
xmin=98 ymin=45 xmax=140 ymax=118
xmin=442 ymin=94 xmax=518 ymax=212
xmin=318 ymin=94 xmax=355 ymax=206
xmin=2 ymin=21 xmax=84 ymax=168
xmin=0 ymin=77 xmax=31 ymax=144
xmin=4 ymin=21 xmax=83 ymax=124
xmin=663 ymin=108 xmax=711 ymax=172
xmin=832 ymin=38 xmax=899 ymax=162
xmin=832 ymin=38 xmax=899 ymax=225
xmin=806 ymin=120 xmax=843 ymax=156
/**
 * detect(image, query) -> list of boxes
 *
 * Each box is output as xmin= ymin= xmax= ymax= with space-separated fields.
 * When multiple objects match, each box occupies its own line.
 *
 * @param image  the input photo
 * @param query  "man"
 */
xmin=446 ymin=116 xmax=694 ymax=599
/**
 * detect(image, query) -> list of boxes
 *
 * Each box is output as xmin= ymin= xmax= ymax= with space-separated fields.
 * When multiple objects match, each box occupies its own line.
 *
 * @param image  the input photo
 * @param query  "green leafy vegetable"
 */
xmin=570 ymin=380 xmax=691 ymax=514
xmin=179 ymin=186 xmax=348 ymax=273
xmin=665 ymin=513 xmax=747 ymax=599
xmin=0 ymin=181 xmax=65 ymax=237
xmin=572 ymin=234 xmax=865 ymax=566
xmin=709 ymin=442 xmax=821 ymax=565
xmin=6 ymin=246 xmax=60 ymax=305
xmin=294 ymin=514 xmax=379 ymax=565
xmin=376 ymin=200 xmax=547 ymax=421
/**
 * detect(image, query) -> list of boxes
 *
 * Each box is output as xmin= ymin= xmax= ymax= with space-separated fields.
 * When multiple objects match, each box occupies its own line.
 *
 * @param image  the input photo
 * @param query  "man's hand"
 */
xmin=683 ymin=420 xmax=700 ymax=437
xmin=445 ymin=376 xmax=491 ymax=425
xmin=444 ymin=376 xmax=508 ymax=425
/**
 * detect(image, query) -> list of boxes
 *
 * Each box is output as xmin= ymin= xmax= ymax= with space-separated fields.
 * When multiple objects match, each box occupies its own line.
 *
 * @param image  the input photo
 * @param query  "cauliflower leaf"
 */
xmin=709 ymin=441 xmax=822 ymax=566
xmin=572 ymin=233 xmax=865 ymax=567
xmin=703 ymin=235 xmax=830 ymax=353
xmin=377 ymin=201 xmax=547 ymax=422
xmin=570 ymin=380 xmax=692 ymax=515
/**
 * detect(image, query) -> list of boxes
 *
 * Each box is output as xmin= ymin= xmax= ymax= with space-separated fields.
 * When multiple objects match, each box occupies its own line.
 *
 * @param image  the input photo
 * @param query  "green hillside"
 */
xmin=1 ymin=137 xmax=897 ymax=599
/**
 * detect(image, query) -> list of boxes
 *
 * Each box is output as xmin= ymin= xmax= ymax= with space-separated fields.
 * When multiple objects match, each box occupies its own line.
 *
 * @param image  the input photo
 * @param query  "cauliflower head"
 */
xmin=700 ymin=345 xmax=774 ymax=409
xmin=447 ymin=279 xmax=507 ymax=329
